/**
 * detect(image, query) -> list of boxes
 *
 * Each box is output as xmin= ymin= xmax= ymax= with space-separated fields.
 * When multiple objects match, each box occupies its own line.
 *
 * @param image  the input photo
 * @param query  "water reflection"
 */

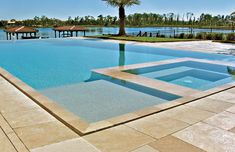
xmin=227 ymin=66 xmax=235 ymax=80
xmin=119 ymin=43 xmax=126 ymax=66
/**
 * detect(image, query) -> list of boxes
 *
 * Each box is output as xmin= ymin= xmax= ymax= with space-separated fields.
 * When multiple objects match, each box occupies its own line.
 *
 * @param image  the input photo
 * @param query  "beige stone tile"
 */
xmin=0 ymin=128 xmax=17 ymax=152
xmin=0 ymin=89 xmax=31 ymax=101
xmin=149 ymin=136 xmax=205 ymax=152
xmin=7 ymin=132 xmax=29 ymax=152
xmin=204 ymin=111 xmax=235 ymax=130
xmin=67 ymin=118 xmax=89 ymax=133
xmin=84 ymin=125 xmax=155 ymax=152
xmin=30 ymin=138 xmax=100 ymax=152
xmin=227 ymin=88 xmax=235 ymax=94
xmin=0 ymin=114 xmax=14 ymax=134
xmin=0 ymin=80 xmax=17 ymax=92
xmin=3 ymin=108 xmax=56 ymax=129
xmin=131 ymin=145 xmax=159 ymax=152
xmin=186 ymin=98 xmax=234 ymax=113
xmin=14 ymin=121 xmax=78 ymax=149
xmin=159 ymin=105 xmax=215 ymax=124
xmin=230 ymin=127 xmax=235 ymax=133
xmin=0 ymin=80 xmax=29 ymax=98
xmin=85 ymin=121 xmax=113 ymax=133
xmin=41 ymin=102 xmax=79 ymax=121
xmin=208 ymin=92 xmax=235 ymax=104
xmin=226 ymin=105 xmax=235 ymax=114
xmin=134 ymin=107 xmax=161 ymax=117
xmin=0 ymin=97 xmax=40 ymax=114
xmin=107 ymin=113 xmax=138 ymax=124
xmin=173 ymin=122 xmax=235 ymax=152
xmin=126 ymin=114 xmax=189 ymax=139
xmin=155 ymin=101 xmax=181 ymax=110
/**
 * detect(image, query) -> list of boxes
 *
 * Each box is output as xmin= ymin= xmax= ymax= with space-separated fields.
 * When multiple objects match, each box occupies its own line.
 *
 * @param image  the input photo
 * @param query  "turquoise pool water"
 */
xmin=0 ymin=39 xmax=174 ymax=89
xmin=126 ymin=61 xmax=235 ymax=91
xmin=0 ymin=38 xmax=235 ymax=122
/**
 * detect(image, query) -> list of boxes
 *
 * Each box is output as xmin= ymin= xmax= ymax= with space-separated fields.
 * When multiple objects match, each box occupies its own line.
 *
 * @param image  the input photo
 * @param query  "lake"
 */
xmin=0 ymin=27 xmax=234 ymax=40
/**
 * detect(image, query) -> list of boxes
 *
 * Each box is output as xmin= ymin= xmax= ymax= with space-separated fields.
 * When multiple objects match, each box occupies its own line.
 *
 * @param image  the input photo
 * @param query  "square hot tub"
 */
xmin=125 ymin=60 xmax=235 ymax=91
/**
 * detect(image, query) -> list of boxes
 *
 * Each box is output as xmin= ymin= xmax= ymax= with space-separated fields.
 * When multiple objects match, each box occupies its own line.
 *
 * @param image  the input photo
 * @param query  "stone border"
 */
xmin=1 ymin=58 xmax=234 ymax=136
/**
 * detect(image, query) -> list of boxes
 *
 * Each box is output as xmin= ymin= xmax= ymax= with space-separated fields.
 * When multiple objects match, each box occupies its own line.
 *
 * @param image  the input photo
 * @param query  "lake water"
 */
xmin=0 ymin=27 xmax=234 ymax=40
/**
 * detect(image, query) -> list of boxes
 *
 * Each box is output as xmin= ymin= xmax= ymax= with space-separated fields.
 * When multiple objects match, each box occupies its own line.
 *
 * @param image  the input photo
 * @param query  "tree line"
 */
xmin=0 ymin=13 xmax=234 ymax=28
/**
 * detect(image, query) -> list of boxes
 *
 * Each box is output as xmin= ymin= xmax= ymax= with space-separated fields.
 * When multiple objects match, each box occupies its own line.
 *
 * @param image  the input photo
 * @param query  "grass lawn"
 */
xmin=87 ymin=35 xmax=199 ymax=43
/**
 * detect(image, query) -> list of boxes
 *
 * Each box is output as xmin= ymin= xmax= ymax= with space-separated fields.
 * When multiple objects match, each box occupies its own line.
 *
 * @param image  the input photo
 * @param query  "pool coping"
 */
xmin=1 ymin=58 xmax=235 ymax=136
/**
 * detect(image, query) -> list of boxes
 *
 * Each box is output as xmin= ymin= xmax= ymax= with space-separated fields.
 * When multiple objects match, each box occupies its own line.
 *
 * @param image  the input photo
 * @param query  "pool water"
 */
xmin=42 ymin=77 xmax=180 ymax=122
xmin=0 ymin=39 xmax=235 ymax=122
xmin=170 ymin=76 xmax=212 ymax=89
xmin=126 ymin=61 xmax=234 ymax=91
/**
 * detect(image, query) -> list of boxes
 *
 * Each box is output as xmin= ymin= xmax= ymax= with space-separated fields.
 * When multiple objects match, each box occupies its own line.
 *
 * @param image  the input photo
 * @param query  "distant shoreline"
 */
xmin=0 ymin=25 xmax=234 ymax=31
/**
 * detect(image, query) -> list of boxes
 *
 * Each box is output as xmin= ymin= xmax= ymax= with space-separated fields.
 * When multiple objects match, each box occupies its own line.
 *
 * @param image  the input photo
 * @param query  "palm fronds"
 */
xmin=103 ymin=0 xmax=140 ymax=7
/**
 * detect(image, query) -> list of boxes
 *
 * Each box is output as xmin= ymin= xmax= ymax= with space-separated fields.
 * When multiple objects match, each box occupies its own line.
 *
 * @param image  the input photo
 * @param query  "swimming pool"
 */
xmin=1 ymin=39 xmax=235 ymax=90
xmin=0 ymin=38 xmax=235 ymax=133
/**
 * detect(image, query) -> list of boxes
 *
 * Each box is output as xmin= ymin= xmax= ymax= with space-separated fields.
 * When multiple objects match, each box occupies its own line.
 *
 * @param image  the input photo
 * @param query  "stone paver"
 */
xmin=226 ymin=105 xmax=235 ymax=114
xmin=0 ymin=114 xmax=29 ymax=152
xmin=186 ymin=98 xmax=234 ymax=113
xmin=14 ymin=121 xmax=78 ymax=150
xmin=3 ymin=108 xmax=56 ymax=129
xmin=30 ymin=138 xmax=100 ymax=152
xmin=0 ymin=114 xmax=14 ymax=134
xmin=159 ymin=105 xmax=215 ymax=124
xmin=204 ymin=111 xmax=235 ymax=130
xmin=0 ymin=128 xmax=17 ymax=152
xmin=131 ymin=145 xmax=159 ymax=152
xmin=136 ymin=41 xmax=235 ymax=53
xmin=149 ymin=135 xmax=205 ymax=152
xmin=230 ymin=127 xmax=235 ymax=133
xmin=227 ymin=88 xmax=235 ymax=94
xmin=84 ymin=125 xmax=155 ymax=152
xmin=0 ymin=96 xmax=40 ymax=114
xmin=126 ymin=114 xmax=189 ymax=139
xmin=173 ymin=122 xmax=235 ymax=152
xmin=7 ymin=132 xmax=29 ymax=152
xmin=209 ymin=92 xmax=235 ymax=104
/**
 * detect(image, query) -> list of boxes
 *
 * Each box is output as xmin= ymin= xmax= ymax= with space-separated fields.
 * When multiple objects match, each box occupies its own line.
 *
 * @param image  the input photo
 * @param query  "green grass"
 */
xmin=88 ymin=35 xmax=198 ymax=43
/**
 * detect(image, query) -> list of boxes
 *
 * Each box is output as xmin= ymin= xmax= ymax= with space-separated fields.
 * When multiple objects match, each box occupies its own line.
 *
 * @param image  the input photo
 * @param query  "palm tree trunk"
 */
xmin=118 ymin=6 xmax=126 ymax=36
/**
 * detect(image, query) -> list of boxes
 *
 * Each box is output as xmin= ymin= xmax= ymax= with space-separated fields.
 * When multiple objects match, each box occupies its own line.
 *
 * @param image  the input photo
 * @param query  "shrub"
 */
xmin=186 ymin=34 xmax=194 ymax=39
xmin=178 ymin=33 xmax=185 ymax=39
xmin=159 ymin=34 xmax=166 ymax=38
xmin=227 ymin=33 xmax=235 ymax=41
xmin=212 ymin=33 xmax=224 ymax=40
xmin=205 ymin=33 xmax=213 ymax=40
xmin=196 ymin=33 xmax=205 ymax=39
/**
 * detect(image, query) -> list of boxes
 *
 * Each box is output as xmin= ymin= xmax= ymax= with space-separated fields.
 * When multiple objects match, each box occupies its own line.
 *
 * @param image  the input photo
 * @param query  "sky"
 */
xmin=0 ymin=0 xmax=234 ymax=20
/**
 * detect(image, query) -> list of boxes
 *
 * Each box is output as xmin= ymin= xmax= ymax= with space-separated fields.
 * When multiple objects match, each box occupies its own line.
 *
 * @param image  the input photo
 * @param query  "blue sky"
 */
xmin=0 ymin=0 xmax=234 ymax=20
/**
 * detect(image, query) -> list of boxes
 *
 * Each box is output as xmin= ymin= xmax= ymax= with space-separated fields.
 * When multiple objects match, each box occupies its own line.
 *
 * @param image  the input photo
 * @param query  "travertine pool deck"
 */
xmin=1 ymin=70 xmax=235 ymax=151
xmin=99 ymin=39 xmax=235 ymax=54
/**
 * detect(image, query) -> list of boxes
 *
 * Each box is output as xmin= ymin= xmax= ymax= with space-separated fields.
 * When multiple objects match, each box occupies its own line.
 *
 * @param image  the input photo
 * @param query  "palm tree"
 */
xmin=103 ymin=0 xmax=140 ymax=36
